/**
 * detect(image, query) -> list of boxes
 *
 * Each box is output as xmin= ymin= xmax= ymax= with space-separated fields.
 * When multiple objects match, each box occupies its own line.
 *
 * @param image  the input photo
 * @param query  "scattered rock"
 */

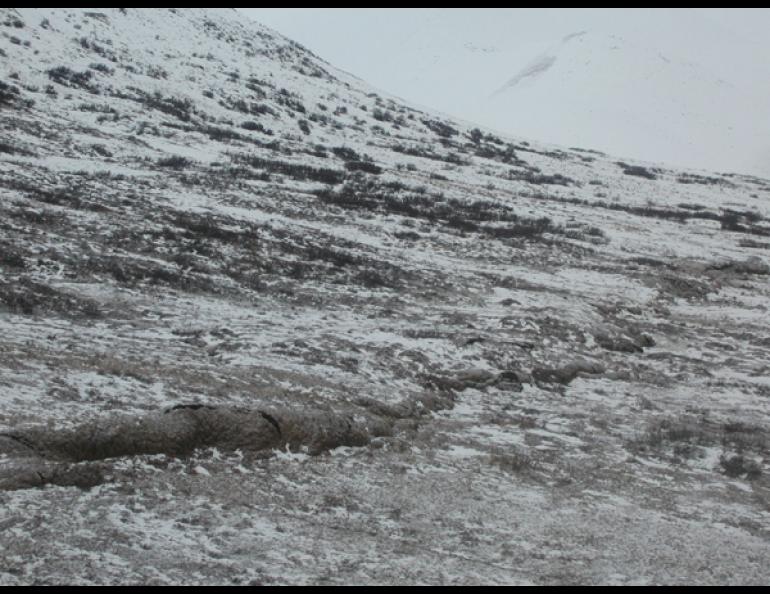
xmin=422 ymin=368 xmax=526 ymax=392
xmin=595 ymin=331 xmax=655 ymax=353
xmin=354 ymin=391 xmax=454 ymax=419
xmin=595 ymin=333 xmax=642 ymax=353
xmin=495 ymin=370 xmax=526 ymax=392
xmin=455 ymin=368 xmax=497 ymax=387
xmin=531 ymin=361 xmax=605 ymax=385
xmin=457 ymin=335 xmax=485 ymax=347
xmin=710 ymin=256 xmax=770 ymax=275
xmin=635 ymin=395 xmax=659 ymax=411
xmin=508 ymin=340 xmax=536 ymax=350
xmin=497 ymin=370 xmax=526 ymax=383
xmin=720 ymin=453 xmax=762 ymax=479
xmin=424 ymin=369 xmax=493 ymax=391
xmin=0 ymin=459 xmax=106 ymax=491
xmin=658 ymin=274 xmax=714 ymax=300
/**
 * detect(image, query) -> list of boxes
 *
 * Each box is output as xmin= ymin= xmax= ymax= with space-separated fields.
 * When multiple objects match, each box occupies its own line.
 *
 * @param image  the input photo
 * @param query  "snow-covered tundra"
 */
xmin=1 ymin=8 xmax=769 ymax=585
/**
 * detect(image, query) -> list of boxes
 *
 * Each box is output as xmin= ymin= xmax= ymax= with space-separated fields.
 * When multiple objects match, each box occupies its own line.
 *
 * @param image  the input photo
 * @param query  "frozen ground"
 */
xmin=1 ymin=8 xmax=769 ymax=585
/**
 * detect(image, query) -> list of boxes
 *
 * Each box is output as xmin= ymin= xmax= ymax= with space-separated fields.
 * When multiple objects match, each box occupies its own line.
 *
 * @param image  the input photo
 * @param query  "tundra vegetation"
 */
xmin=0 ymin=7 xmax=769 ymax=586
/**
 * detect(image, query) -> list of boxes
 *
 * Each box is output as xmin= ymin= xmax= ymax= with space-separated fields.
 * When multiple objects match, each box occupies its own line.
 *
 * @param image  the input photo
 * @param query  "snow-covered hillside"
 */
xmin=1 ymin=8 xmax=770 ymax=585
xmin=245 ymin=8 xmax=770 ymax=178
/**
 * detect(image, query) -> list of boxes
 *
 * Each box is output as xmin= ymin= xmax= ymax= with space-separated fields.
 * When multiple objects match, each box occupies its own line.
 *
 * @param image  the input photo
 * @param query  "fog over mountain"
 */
xmin=242 ymin=8 xmax=770 ymax=177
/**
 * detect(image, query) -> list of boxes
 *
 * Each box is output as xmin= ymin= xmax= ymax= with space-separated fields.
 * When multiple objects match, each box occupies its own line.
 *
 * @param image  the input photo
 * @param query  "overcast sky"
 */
xmin=238 ymin=9 xmax=770 ymax=176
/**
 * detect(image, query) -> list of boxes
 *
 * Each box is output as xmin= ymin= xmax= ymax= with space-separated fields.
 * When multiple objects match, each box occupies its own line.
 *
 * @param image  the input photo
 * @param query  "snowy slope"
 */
xmin=244 ymin=8 xmax=770 ymax=178
xmin=1 ymin=8 xmax=770 ymax=585
xmin=484 ymin=23 xmax=770 ymax=179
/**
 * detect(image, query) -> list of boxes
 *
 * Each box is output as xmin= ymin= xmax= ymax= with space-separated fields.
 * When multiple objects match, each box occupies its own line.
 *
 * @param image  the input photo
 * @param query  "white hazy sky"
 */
xmin=238 ymin=8 xmax=770 ymax=177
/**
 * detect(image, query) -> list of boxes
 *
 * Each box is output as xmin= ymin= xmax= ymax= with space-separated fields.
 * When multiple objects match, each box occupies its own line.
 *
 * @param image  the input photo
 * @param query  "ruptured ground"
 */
xmin=1 ymin=8 xmax=770 ymax=584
